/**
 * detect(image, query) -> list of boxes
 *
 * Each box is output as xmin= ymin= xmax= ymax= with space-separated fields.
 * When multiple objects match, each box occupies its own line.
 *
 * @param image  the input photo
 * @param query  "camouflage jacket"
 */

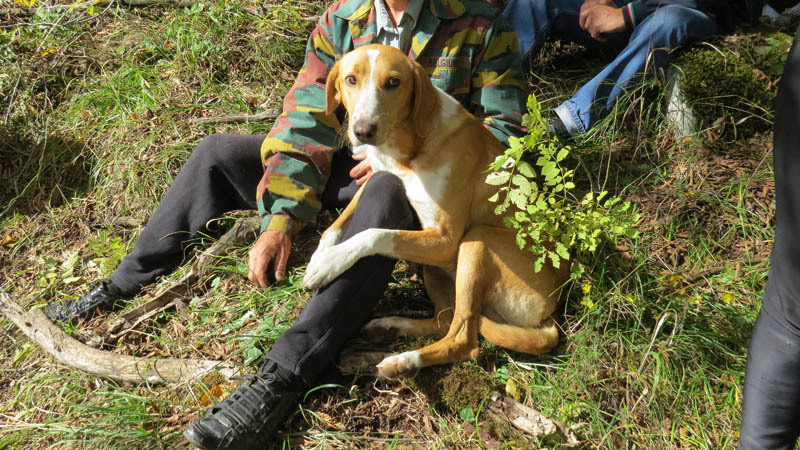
xmin=256 ymin=0 xmax=527 ymax=235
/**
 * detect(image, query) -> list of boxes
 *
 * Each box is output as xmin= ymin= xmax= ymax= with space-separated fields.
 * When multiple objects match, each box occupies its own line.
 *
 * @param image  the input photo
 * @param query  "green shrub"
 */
xmin=486 ymin=94 xmax=639 ymax=280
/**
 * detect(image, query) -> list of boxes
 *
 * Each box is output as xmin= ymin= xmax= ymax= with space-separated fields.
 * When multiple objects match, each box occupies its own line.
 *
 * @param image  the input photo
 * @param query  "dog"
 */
xmin=302 ymin=44 xmax=569 ymax=379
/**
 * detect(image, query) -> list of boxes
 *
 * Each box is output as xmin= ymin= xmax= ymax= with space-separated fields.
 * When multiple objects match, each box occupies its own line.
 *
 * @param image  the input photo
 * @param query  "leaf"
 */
xmin=486 ymin=171 xmax=511 ymax=186
xmin=556 ymin=242 xmax=570 ymax=260
xmin=511 ymin=174 xmax=531 ymax=194
xmin=517 ymin=160 xmax=536 ymax=178
xmin=556 ymin=147 xmax=569 ymax=162
xmin=505 ymin=377 xmax=522 ymax=401
xmin=510 ymin=190 xmax=528 ymax=209
xmin=570 ymin=263 xmax=585 ymax=279
xmin=515 ymin=233 xmax=526 ymax=249
xmin=534 ymin=256 xmax=544 ymax=273
xmin=548 ymin=251 xmax=560 ymax=269
xmin=541 ymin=161 xmax=558 ymax=179
xmin=488 ymin=192 xmax=500 ymax=203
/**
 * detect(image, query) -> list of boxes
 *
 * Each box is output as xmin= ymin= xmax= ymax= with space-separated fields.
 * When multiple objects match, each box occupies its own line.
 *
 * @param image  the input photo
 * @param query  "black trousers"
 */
xmin=110 ymin=134 xmax=418 ymax=384
xmin=738 ymin=27 xmax=800 ymax=449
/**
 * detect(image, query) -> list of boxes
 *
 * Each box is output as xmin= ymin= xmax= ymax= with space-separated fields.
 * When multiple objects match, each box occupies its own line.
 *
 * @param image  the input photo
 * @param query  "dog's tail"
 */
xmin=478 ymin=315 xmax=559 ymax=355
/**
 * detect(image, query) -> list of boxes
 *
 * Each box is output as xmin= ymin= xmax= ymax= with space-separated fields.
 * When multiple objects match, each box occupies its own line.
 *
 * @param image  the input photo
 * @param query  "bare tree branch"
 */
xmin=105 ymin=215 xmax=260 ymax=340
xmin=0 ymin=292 xmax=235 ymax=384
xmin=486 ymin=394 xmax=581 ymax=446
xmin=188 ymin=108 xmax=281 ymax=125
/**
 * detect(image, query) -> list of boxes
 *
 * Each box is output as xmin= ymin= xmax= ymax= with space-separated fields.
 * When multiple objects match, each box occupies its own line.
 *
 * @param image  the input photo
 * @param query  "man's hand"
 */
xmin=248 ymin=230 xmax=292 ymax=288
xmin=350 ymin=151 xmax=374 ymax=185
xmin=582 ymin=0 xmax=615 ymax=7
xmin=579 ymin=1 xmax=626 ymax=41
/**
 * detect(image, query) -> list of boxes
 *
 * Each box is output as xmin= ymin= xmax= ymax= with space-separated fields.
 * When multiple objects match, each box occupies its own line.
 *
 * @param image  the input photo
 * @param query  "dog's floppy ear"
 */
xmin=411 ymin=61 xmax=440 ymax=138
xmin=325 ymin=60 xmax=342 ymax=116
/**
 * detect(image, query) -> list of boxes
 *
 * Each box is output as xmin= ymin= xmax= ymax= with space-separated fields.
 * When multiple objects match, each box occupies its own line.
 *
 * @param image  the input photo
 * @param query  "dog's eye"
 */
xmin=385 ymin=77 xmax=400 ymax=89
xmin=345 ymin=75 xmax=357 ymax=86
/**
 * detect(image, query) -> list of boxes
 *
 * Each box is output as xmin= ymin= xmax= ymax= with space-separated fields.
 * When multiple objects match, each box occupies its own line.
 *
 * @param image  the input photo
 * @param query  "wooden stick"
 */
xmin=0 ymin=293 xmax=235 ymax=384
xmin=486 ymin=394 xmax=581 ymax=446
xmin=188 ymin=108 xmax=281 ymax=125
xmin=105 ymin=215 xmax=260 ymax=339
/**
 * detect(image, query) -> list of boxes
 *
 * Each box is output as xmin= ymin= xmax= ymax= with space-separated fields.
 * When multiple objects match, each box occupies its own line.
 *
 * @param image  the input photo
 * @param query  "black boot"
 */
xmin=45 ymin=279 xmax=132 ymax=323
xmin=184 ymin=359 xmax=306 ymax=450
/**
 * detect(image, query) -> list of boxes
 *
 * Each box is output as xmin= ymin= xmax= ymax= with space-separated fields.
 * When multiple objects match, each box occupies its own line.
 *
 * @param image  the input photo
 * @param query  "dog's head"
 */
xmin=326 ymin=44 xmax=440 ymax=147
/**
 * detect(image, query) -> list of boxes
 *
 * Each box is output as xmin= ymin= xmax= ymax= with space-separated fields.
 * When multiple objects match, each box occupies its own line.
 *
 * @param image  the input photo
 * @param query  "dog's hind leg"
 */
xmin=362 ymin=266 xmax=454 ymax=341
xmin=478 ymin=315 xmax=559 ymax=355
xmin=376 ymin=232 xmax=491 ymax=378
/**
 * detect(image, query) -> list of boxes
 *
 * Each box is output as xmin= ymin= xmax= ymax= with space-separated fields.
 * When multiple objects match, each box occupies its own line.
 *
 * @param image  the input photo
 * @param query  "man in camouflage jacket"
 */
xmin=255 ymin=0 xmax=526 ymax=238
xmin=45 ymin=1 xmax=528 ymax=448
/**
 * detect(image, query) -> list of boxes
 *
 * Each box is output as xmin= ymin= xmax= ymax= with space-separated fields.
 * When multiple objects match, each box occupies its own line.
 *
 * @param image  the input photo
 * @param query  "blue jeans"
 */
xmin=502 ymin=0 xmax=719 ymax=134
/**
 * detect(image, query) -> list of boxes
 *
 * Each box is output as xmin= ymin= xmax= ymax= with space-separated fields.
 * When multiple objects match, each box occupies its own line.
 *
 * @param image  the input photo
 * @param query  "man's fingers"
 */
xmin=578 ymin=2 xmax=592 ymax=30
xmin=350 ymin=159 xmax=374 ymax=185
xmin=248 ymin=250 xmax=270 ymax=288
xmin=274 ymin=242 xmax=289 ymax=281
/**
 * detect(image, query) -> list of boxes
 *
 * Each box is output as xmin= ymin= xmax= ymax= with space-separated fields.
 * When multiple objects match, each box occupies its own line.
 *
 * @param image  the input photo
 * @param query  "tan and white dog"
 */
xmin=302 ymin=44 xmax=569 ymax=379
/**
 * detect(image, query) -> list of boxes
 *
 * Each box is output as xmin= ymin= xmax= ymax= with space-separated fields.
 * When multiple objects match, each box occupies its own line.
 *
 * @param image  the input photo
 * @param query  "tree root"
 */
xmin=0 ymin=216 xmax=260 ymax=384
xmin=0 ymin=292 xmax=235 ymax=384
xmin=188 ymin=109 xmax=281 ymax=125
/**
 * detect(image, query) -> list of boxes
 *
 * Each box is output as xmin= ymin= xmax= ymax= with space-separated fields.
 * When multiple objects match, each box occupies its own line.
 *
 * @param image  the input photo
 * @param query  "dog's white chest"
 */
xmin=361 ymin=145 xmax=450 ymax=230
xmin=401 ymin=167 xmax=450 ymax=229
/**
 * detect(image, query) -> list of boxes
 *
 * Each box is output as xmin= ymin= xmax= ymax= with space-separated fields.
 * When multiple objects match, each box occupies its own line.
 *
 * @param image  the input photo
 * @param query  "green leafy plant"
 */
xmin=486 ymin=94 xmax=639 ymax=280
xmin=87 ymin=230 xmax=129 ymax=278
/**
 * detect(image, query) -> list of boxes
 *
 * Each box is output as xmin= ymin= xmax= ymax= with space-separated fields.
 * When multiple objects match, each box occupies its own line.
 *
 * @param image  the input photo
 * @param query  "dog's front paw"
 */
xmin=302 ymin=248 xmax=333 ymax=290
xmin=376 ymin=351 xmax=421 ymax=379
xmin=362 ymin=317 xmax=400 ymax=342
xmin=302 ymin=245 xmax=352 ymax=290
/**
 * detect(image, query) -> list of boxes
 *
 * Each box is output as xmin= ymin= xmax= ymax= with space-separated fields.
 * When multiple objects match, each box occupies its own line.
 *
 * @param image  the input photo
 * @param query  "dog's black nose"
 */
xmin=353 ymin=121 xmax=377 ymax=142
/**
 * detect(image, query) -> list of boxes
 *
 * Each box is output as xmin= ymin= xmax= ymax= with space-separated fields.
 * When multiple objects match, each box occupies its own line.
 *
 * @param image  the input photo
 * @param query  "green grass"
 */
xmin=0 ymin=2 xmax=780 ymax=449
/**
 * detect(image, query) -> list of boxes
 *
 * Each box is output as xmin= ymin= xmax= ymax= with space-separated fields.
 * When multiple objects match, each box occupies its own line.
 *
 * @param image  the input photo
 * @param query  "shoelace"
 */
xmin=69 ymin=282 xmax=115 ymax=313
xmin=208 ymin=371 xmax=281 ymax=432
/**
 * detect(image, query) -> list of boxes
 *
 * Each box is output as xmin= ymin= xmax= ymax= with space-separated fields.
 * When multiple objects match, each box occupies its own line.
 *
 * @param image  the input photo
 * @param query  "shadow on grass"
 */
xmin=0 ymin=122 xmax=92 ymax=218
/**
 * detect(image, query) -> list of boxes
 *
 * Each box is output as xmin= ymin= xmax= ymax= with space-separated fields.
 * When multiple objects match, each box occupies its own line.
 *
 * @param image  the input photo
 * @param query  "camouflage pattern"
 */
xmin=257 ymin=0 xmax=528 ymax=234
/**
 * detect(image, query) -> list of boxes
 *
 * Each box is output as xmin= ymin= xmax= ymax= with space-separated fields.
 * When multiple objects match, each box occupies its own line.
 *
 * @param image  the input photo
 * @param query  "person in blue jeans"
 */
xmin=502 ymin=0 xmax=744 ymax=136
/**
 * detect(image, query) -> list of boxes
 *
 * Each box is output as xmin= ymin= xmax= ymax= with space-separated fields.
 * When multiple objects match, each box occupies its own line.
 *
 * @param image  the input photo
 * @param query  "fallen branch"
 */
xmin=105 ymin=215 xmax=260 ymax=339
xmin=0 ymin=292 xmax=235 ymax=384
xmin=486 ymin=394 xmax=581 ymax=446
xmin=188 ymin=108 xmax=281 ymax=125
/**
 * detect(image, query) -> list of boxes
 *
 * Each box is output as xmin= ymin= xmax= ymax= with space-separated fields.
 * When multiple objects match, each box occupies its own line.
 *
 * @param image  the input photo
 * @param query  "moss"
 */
xmin=405 ymin=361 xmax=498 ymax=413
xmin=675 ymin=41 xmax=778 ymax=140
